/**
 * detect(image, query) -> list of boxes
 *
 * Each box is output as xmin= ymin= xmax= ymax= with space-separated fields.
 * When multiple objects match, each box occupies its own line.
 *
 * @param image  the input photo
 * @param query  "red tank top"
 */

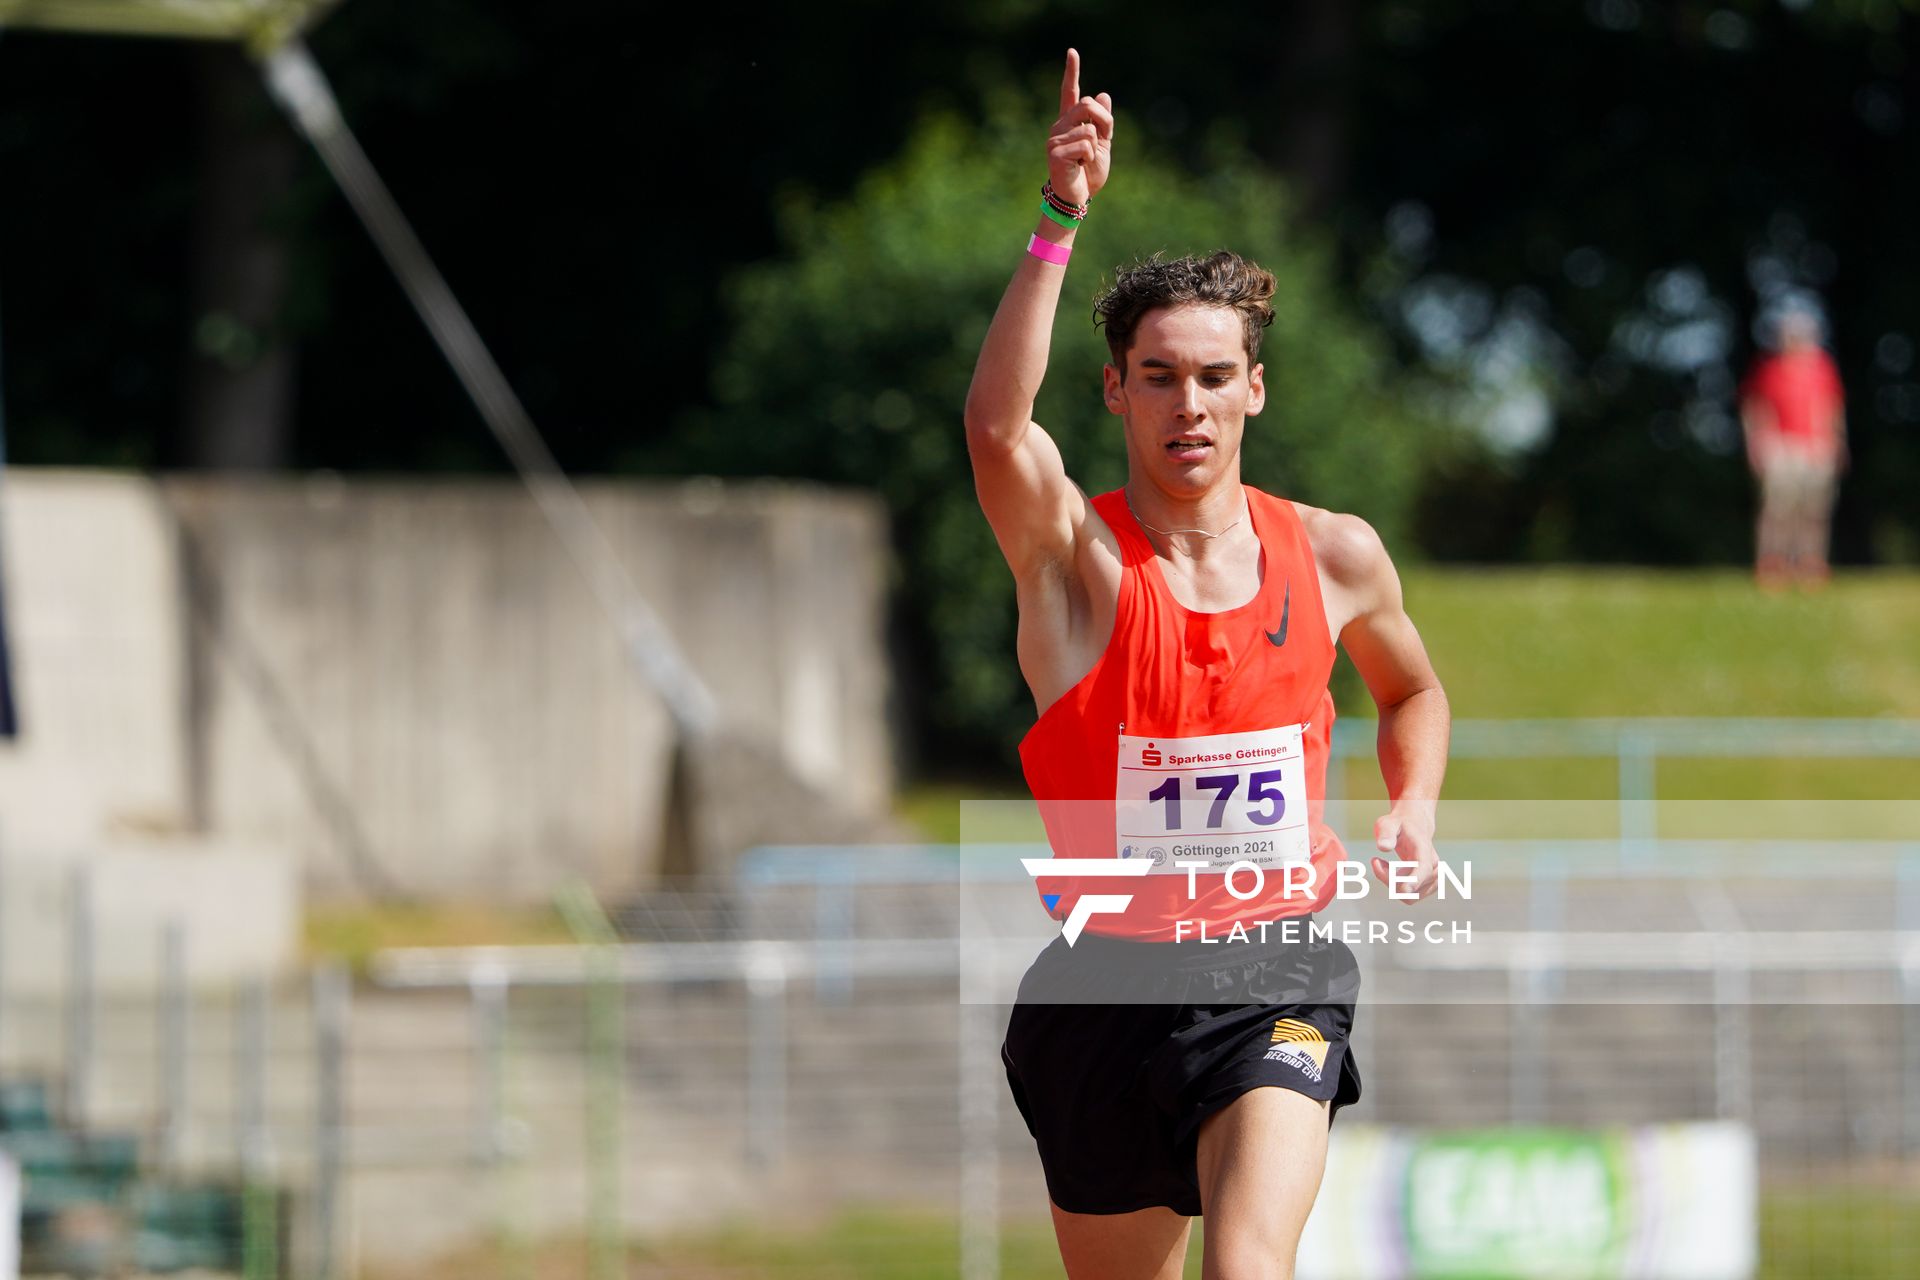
xmin=1743 ymin=348 xmax=1844 ymax=446
xmin=1017 ymin=486 xmax=1344 ymax=941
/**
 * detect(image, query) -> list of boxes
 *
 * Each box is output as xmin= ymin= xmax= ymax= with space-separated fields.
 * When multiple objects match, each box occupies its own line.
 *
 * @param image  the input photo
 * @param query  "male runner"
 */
xmin=965 ymin=51 xmax=1450 ymax=1280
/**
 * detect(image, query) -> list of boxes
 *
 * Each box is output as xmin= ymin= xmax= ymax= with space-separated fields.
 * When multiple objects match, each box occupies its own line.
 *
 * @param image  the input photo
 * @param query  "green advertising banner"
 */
xmin=1299 ymin=1123 xmax=1755 ymax=1280
xmin=1403 ymin=1130 xmax=1631 ymax=1276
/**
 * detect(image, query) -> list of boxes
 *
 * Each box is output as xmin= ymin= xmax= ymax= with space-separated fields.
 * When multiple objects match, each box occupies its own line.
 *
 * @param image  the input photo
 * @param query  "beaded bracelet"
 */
xmin=1041 ymin=180 xmax=1088 ymax=221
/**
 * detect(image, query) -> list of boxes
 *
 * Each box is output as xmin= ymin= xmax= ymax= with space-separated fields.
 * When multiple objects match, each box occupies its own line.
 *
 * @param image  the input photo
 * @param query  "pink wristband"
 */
xmin=1027 ymin=234 xmax=1072 ymax=266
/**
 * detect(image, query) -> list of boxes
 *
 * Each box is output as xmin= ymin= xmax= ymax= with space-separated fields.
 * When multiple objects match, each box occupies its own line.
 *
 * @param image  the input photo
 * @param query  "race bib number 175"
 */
xmin=1115 ymin=726 xmax=1312 ymax=875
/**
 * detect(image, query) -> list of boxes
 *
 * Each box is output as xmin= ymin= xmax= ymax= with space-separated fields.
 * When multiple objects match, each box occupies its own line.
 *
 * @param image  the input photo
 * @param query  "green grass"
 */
xmin=898 ymin=568 xmax=1920 ymax=833
xmin=894 ymin=782 xmax=1009 ymax=846
xmin=1390 ymin=567 xmax=1920 ymax=720
xmin=1353 ymin=567 xmax=1919 ymax=802
xmin=630 ymin=1208 xmax=1105 ymax=1279
xmin=302 ymin=901 xmax=574 ymax=974
xmin=380 ymin=1194 xmax=1920 ymax=1279
xmin=1760 ymin=1186 xmax=1920 ymax=1280
xmin=648 ymin=1193 xmax=1916 ymax=1279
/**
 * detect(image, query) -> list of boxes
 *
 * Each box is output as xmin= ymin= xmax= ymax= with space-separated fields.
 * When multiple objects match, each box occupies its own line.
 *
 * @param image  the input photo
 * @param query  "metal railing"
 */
xmin=2 ymin=718 xmax=1916 ymax=1277
xmin=1329 ymin=716 xmax=1920 ymax=851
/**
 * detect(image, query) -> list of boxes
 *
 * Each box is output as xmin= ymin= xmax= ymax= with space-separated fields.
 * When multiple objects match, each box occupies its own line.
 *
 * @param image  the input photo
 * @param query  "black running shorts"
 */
xmin=1000 ymin=921 xmax=1361 ymax=1217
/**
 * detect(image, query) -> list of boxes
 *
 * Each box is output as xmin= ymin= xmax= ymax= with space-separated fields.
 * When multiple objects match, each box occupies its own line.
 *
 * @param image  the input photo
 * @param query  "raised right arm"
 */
xmin=964 ymin=49 xmax=1113 ymax=577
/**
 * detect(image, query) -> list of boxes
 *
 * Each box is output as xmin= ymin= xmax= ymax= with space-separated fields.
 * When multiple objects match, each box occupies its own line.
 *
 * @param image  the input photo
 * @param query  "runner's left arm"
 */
xmin=1322 ymin=516 xmax=1450 ymax=899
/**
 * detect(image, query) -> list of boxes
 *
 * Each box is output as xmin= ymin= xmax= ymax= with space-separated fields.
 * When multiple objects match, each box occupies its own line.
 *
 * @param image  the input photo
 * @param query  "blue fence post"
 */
xmin=1325 ymin=722 xmax=1345 ymax=845
xmin=815 ymin=856 xmax=855 ymax=1003
xmin=1617 ymin=727 xmax=1657 ymax=870
xmin=745 ymin=944 xmax=789 ymax=1169
xmin=1528 ymin=855 xmax=1566 ymax=1002
xmin=1330 ymin=721 xmax=1362 ymax=850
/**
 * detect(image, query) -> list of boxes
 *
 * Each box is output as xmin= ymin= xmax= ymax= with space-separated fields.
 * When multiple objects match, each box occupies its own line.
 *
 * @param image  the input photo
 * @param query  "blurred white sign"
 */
xmin=1298 ymin=1122 xmax=1755 ymax=1280
xmin=0 ymin=1152 xmax=16 ymax=1280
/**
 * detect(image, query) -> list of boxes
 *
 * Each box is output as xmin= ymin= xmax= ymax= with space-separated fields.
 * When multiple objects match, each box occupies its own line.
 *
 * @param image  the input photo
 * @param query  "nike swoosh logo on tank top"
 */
xmin=1265 ymin=580 xmax=1291 ymax=647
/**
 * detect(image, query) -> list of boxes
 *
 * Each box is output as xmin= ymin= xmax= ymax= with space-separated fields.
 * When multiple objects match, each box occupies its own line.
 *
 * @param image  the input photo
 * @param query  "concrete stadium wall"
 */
xmin=0 ymin=469 xmax=896 ymax=902
xmin=0 ymin=471 xmax=191 ymax=851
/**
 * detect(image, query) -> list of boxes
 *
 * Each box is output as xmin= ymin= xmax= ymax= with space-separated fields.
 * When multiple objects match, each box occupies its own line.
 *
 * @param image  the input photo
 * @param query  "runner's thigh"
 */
xmin=1049 ymin=1201 xmax=1193 ymax=1280
xmin=1194 ymin=1086 xmax=1331 ymax=1280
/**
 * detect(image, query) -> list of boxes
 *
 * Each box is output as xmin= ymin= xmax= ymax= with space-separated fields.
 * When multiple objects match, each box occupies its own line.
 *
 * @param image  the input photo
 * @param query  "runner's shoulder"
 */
xmin=1070 ymin=490 xmax=1124 ymax=585
xmin=1288 ymin=502 xmax=1391 ymax=588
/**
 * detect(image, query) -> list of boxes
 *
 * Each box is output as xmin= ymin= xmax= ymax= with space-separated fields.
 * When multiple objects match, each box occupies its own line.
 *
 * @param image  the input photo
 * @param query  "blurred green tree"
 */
xmin=682 ymin=100 xmax=1442 ymax=764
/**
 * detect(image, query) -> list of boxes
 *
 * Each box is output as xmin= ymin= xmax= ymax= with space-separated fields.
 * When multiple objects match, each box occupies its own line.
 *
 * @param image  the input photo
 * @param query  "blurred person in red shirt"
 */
xmin=1740 ymin=300 xmax=1846 ymax=590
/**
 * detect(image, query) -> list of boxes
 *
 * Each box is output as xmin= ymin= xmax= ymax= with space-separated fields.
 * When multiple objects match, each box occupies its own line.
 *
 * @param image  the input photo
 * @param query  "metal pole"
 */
xmin=555 ymin=885 xmax=623 ymax=1280
xmin=815 ymin=863 xmax=854 ymax=1003
xmin=1326 ymin=727 xmax=1352 ymax=850
xmin=159 ymin=919 xmax=190 ymax=1168
xmin=1507 ymin=960 xmax=1547 ymax=1126
xmin=1905 ymin=965 xmax=1919 ymax=1157
xmin=958 ymin=839 xmax=1008 ymax=1280
xmin=744 ymin=945 xmax=788 ymax=1170
xmin=957 ymin=998 xmax=1001 ymax=1280
xmin=1511 ymin=861 xmax=1563 ymax=1125
xmin=312 ymin=962 xmax=349 ymax=1280
xmin=65 ymin=865 xmax=93 ymax=1127
xmin=1528 ymin=858 xmax=1566 ymax=1002
xmin=1617 ymin=730 xmax=1656 ymax=868
xmin=471 ymin=961 xmax=531 ymax=1280
xmin=1325 ymin=727 xmax=1347 ymax=853
xmin=1897 ymin=853 xmax=1920 ymax=1154
xmin=238 ymin=976 xmax=278 ymax=1280
xmin=586 ymin=950 xmax=621 ymax=1280
xmin=1712 ymin=958 xmax=1752 ymax=1124
xmin=237 ymin=978 xmax=267 ymax=1165
xmin=470 ymin=964 xmax=508 ymax=1164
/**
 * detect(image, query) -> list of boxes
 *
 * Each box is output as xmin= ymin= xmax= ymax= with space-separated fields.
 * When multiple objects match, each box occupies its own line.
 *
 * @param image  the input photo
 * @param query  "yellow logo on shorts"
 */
xmin=1267 ymin=1018 xmax=1328 ymax=1074
xmin=1270 ymin=1017 xmax=1325 ymax=1045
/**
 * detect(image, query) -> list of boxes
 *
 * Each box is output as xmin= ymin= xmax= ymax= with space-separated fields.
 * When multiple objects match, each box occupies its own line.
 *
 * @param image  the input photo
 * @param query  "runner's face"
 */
xmin=1103 ymin=305 xmax=1265 ymax=497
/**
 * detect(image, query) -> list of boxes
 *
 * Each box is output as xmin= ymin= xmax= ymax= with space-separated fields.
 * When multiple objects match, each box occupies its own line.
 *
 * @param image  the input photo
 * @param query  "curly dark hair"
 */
xmin=1092 ymin=250 xmax=1277 ymax=379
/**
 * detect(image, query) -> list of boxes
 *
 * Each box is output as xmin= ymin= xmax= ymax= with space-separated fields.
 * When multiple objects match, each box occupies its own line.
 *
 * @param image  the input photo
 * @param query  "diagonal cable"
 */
xmin=261 ymin=41 xmax=716 ymax=739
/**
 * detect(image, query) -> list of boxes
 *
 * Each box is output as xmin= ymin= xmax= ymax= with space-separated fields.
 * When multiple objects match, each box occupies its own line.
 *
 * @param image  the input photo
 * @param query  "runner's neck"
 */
xmin=1124 ymin=481 xmax=1253 ymax=561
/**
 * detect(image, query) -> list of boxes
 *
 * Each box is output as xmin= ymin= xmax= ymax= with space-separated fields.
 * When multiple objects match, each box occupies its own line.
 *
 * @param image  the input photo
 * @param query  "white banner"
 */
xmin=0 ymin=1152 xmax=17 ymax=1280
xmin=1298 ymin=1122 xmax=1756 ymax=1280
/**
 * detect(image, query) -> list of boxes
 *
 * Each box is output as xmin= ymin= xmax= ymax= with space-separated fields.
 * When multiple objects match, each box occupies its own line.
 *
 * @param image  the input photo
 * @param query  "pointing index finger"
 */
xmin=1060 ymin=48 xmax=1080 ymax=116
